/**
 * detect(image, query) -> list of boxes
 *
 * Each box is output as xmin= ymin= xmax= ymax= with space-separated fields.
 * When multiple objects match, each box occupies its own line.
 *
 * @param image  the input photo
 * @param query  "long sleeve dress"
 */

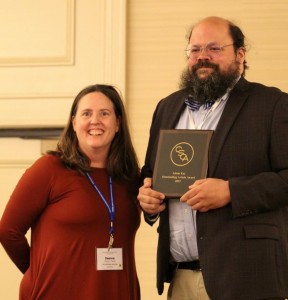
xmin=0 ymin=154 xmax=141 ymax=300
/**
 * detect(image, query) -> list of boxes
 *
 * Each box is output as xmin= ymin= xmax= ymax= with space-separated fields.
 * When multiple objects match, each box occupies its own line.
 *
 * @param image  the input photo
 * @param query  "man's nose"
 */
xmin=197 ymin=47 xmax=211 ymax=59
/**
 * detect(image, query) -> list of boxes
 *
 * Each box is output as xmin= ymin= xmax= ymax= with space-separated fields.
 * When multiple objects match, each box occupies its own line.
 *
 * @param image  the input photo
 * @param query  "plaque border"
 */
xmin=152 ymin=129 xmax=213 ymax=198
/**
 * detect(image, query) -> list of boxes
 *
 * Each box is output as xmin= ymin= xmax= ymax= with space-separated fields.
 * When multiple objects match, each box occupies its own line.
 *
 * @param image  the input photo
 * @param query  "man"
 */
xmin=138 ymin=16 xmax=288 ymax=300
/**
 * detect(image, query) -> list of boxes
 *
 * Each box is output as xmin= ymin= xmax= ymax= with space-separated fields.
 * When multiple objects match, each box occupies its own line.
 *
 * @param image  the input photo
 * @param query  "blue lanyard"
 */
xmin=85 ymin=172 xmax=115 ymax=236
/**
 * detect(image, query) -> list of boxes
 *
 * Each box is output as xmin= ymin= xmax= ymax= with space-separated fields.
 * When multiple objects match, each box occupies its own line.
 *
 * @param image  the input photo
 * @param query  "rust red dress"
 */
xmin=0 ymin=154 xmax=141 ymax=300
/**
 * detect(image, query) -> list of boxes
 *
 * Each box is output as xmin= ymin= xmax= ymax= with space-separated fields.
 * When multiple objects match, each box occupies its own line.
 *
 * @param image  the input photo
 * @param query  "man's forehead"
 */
xmin=190 ymin=20 xmax=230 ymax=43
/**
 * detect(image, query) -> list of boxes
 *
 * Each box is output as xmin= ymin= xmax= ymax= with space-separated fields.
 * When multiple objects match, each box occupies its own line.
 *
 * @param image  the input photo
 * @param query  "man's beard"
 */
xmin=179 ymin=60 xmax=240 ymax=103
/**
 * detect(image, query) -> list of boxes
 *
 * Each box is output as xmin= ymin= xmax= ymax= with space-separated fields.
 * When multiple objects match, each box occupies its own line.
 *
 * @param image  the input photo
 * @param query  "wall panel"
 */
xmin=0 ymin=0 xmax=126 ymax=128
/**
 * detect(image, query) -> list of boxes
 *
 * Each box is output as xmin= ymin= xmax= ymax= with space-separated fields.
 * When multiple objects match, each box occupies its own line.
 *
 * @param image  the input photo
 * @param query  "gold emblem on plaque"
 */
xmin=170 ymin=142 xmax=194 ymax=166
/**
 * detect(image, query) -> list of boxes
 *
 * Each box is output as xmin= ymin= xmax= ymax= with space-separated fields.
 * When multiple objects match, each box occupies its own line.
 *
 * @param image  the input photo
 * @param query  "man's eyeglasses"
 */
xmin=185 ymin=43 xmax=234 ymax=59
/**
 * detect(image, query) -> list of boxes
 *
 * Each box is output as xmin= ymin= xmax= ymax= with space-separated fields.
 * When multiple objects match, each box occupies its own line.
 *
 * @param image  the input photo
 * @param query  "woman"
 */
xmin=0 ymin=84 xmax=141 ymax=299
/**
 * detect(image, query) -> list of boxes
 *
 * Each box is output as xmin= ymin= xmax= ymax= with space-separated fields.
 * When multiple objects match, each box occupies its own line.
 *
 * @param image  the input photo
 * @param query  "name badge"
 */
xmin=96 ymin=248 xmax=123 ymax=270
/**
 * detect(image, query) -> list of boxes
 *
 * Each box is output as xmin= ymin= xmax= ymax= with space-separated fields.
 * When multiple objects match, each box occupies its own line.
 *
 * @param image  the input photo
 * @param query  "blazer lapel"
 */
xmin=208 ymin=77 xmax=250 ymax=176
xmin=164 ymin=91 xmax=187 ymax=129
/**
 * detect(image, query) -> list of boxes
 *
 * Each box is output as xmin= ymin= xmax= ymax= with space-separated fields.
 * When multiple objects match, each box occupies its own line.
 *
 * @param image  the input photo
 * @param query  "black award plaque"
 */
xmin=152 ymin=129 xmax=213 ymax=198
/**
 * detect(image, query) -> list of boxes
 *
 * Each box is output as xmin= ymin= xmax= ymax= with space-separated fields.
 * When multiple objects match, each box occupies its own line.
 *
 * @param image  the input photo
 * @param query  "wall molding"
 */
xmin=0 ymin=127 xmax=63 ymax=139
xmin=0 ymin=0 xmax=127 ymax=127
xmin=0 ymin=0 xmax=75 ymax=67
xmin=0 ymin=161 xmax=34 ymax=168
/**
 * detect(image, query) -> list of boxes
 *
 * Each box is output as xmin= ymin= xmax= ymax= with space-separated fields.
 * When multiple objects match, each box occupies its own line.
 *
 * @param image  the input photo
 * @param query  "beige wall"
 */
xmin=127 ymin=1 xmax=288 ymax=300
xmin=1 ymin=1 xmax=288 ymax=299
